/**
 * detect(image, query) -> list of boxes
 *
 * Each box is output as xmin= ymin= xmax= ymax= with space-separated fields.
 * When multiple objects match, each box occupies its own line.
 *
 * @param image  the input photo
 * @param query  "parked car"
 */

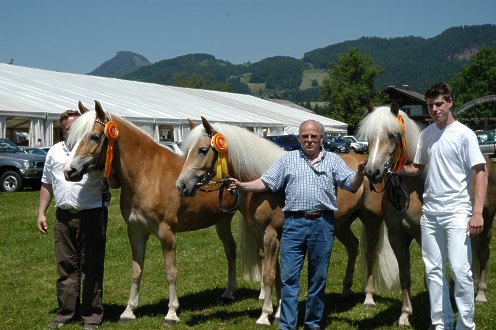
xmin=322 ymin=136 xmax=351 ymax=153
xmin=343 ymin=135 xmax=368 ymax=153
xmin=159 ymin=140 xmax=184 ymax=155
xmin=0 ymin=138 xmax=46 ymax=192
xmin=475 ymin=130 xmax=496 ymax=160
xmin=21 ymin=147 xmax=48 ymax=156
xmin=264 ymin=135 xmax=301 ymax=151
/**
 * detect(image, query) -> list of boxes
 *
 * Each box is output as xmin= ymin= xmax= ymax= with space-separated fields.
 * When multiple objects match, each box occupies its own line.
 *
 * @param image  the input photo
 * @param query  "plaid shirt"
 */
xmin=261 ymin=150 xmax=355 ymax=212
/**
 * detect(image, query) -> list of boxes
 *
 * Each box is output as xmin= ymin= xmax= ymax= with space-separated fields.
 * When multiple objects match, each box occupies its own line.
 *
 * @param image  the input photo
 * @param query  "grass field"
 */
xmin=300 ymin=69 xmax=327 ymax=90
xmin=1 ymin=189 xmax=495 ymax=329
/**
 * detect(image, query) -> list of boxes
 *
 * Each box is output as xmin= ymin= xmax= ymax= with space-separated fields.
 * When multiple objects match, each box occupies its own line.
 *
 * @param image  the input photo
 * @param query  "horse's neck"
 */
xmin=113 ymin=118 xmax=182 ymax=186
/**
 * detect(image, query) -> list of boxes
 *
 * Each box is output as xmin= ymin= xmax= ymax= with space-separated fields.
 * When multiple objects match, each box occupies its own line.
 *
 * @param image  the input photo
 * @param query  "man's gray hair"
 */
xmin=299 ymin=119 xmax=325 ymax=135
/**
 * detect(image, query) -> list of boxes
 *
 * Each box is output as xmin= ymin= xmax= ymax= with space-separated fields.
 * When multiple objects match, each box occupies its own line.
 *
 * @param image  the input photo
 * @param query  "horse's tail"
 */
xmin=360 ymin=221 xmax=401 ymax=291
xmin=239 ymin=212 xmax=263 ymax=282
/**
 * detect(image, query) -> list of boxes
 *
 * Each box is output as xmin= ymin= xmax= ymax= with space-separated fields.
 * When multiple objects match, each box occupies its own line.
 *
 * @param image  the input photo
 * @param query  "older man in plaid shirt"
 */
xmin=229 ymin=119 xmax=365 ymax=330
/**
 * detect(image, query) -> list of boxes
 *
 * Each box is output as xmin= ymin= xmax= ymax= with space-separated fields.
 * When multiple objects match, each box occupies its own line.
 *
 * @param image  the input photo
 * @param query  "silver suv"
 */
xmin=343 ymin=135 xmax=368 ymax=154
xmin=475 ymin=130 xmax=496 ymax=160
xmin=0 ymin=138 xmax=45 ymax=192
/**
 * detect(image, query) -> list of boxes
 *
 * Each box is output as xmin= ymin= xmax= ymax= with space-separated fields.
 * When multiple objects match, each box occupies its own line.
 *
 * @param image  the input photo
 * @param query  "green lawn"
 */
xmin=1 ymin=189 xmax=495 ymax=329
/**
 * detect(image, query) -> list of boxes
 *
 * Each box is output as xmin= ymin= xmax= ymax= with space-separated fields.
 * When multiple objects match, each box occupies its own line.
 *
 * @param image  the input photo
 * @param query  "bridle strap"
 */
xmin=370 ymin=114 xmax=410 ymax=211
xmin=196 ymin=132 xmax=240 ymax=213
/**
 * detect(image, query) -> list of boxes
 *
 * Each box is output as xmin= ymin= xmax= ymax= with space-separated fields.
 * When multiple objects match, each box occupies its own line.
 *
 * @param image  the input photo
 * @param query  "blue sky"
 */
xmin=2 ymin=0 xmax=495 ymax=74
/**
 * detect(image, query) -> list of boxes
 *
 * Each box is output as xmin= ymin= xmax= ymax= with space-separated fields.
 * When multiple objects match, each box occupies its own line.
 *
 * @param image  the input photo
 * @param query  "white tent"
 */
xmin=0 ymin=64 xmax=347 ymax=146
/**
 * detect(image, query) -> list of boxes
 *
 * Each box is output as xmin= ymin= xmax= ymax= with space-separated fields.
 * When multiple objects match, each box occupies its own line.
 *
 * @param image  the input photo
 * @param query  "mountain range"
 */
xmin=88 ymin=24 xmax=496 ymax=103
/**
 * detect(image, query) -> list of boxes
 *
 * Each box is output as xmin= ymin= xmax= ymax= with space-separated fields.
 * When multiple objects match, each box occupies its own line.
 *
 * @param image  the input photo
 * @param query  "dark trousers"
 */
xmin=54 ymin=207 xmax=107 ymax=325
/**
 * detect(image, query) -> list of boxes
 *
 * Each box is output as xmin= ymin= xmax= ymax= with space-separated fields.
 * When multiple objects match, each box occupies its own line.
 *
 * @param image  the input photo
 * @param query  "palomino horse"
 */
xmin=63 ymin=101 xmax=238 ymax=324
xmin=176 ymin=117 xmax=400 ymax=326
xmin=357 ymin=103 xmax=496 ymax=326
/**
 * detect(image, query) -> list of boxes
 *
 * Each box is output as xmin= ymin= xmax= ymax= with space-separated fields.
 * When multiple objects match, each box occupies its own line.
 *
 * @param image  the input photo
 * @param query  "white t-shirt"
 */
xmin=42 ymin=141 xmax=104 ymax=210
xmin=414 ymin=121 xmax=485 ymax=214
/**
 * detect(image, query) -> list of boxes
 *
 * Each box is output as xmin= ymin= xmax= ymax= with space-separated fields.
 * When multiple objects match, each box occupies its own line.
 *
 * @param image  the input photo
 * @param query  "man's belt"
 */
xmin=284 ymin=210 xmax=332 ymax=219
xmin=58 ymin=207 xmax=102 ymax=215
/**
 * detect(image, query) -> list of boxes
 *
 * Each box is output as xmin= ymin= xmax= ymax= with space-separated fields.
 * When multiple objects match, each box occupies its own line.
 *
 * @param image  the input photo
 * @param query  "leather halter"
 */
xmin=369 ymin=114 xmax=410 ymax=212
xmin=196 ymin=132 xmax=240 ymax=213
xmin=86 ymin=113 xmax=113 ymax=174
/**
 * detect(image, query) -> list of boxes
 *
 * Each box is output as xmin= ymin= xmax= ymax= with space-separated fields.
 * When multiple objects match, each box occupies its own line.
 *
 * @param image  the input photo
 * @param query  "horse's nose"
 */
xmin=365 ymin=168 xmax=382 ymax=184
xmin=176 ymin=181 xmax=195 ymax=197
xmin=64 ymin=167 xmax=83 ymax=182
xmin=176 ymin=181 xmax=186 ymax=195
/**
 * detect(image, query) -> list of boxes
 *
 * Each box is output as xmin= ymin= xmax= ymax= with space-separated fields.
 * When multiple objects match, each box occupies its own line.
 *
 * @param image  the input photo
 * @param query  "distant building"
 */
xmin=382 ymin=85 xmax=429 ymax=129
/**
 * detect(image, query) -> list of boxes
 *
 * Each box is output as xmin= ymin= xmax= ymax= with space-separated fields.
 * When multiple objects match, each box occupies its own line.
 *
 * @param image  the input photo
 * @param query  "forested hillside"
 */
xmin=93 ymin=24 xmax=496 ymax=103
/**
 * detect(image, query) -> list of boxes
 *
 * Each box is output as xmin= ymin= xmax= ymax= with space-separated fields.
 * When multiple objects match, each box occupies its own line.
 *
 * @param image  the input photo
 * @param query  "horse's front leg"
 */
xmin=256 ymin=225 xmax=280 ymax=326
xmin=334 ymin=220 xmax=359 ymax=298
xmin=159 ymin=226 xmax=180 ymax=325
xmin=387 ymin=224 xmax=414 ymax=327
xmin=214 ymin=218 xmax=237 ymax=303
xmin=120 ymin=227 xmax=149 ymax=323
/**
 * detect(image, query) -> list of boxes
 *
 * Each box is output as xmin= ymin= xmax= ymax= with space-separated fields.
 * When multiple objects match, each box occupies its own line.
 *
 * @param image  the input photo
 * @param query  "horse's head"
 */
xmin=64 ymin=100 xmax=117 ymax=182
xmin=176 ymin=116 xmax=221 ymax=196
xmin=357 ymin=103 xmax=420 ymax=184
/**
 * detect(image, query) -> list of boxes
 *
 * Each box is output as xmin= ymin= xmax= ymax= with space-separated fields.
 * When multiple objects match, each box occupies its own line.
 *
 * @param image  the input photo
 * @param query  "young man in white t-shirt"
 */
xmin=401 ymin=82 xmax=487 ymax=330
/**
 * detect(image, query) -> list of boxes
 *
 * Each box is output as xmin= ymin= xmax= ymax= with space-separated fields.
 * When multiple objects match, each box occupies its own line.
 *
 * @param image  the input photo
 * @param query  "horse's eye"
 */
xmin=199 ymin=147 xmax=209 ymax=156
xmin=90 ymin=133 xmax=100 ymax=141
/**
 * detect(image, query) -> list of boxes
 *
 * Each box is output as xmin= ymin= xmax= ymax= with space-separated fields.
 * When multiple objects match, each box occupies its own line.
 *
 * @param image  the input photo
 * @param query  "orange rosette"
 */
xmin=104 ymin=121 xmax=119 ymax=140
xmin=211 ymin=133 xmax=227 ymax=153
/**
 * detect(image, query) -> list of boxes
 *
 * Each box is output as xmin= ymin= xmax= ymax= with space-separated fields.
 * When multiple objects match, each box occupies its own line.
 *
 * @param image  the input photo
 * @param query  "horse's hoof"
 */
xmin=164 ymin=319 xmax=179 ymax=326
xmin=219 ymin=297 xmax=235 ymax=306
xmin=342 ymin=289 xmax=354 ymax=298
xmin=475 ymin=298 xmax=488 ymax=304
xmin=255 ymin=320 xmax=271 ymax=327
xmin=118 ymin=318 xmax=133 ymax=325
xmin=363 ymin=303 xmax=376 ymax=309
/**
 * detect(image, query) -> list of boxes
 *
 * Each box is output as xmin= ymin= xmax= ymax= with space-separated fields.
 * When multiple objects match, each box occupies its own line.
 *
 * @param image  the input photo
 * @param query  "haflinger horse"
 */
xmin=176 ymin=117 xmax=400 ymax=326
xmin=63 ymin=101 xmax=239 ymax=325
xmin=357 ymin=103 xmax=496 ymax=327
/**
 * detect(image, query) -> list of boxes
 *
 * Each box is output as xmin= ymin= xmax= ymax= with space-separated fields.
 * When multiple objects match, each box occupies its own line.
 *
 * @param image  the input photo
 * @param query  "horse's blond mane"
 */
xmin=357 ymin=105 xmax=421 ymax=162
xmin=66 ymin=110 xmax=97 ymax=149
xmin=66 ymin=110 xmax=155 ymax=150
xmin=182 ymin=123 xmax=284 ymax=180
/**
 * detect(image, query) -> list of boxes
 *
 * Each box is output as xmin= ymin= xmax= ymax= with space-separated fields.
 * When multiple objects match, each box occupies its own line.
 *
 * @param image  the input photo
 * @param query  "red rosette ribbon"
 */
xmin=103 ymin=121 xmax=119 ymax=178
xmin=391 ymin=114 xmax=408 ymax=173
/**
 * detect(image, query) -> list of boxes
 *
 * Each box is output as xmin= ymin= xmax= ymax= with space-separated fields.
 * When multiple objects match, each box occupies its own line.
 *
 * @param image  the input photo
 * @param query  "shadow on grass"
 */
xmin=102 ymin=287 xmax=432 ymax=329
xmin=319 ymin=290 xmax=431 ymax=330
xmin=102 ymin=287 xmax=261 ymax=325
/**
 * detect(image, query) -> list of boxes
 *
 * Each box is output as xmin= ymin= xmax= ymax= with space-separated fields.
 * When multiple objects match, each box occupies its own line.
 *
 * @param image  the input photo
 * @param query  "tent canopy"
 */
xmin=0 ymin=64 xmax=347 ymax=146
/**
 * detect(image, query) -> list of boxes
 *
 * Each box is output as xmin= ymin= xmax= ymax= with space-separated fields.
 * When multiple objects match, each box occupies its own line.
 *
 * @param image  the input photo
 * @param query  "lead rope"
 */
xmin=388 ymin=114 xmax=410 ymax=211
xmin=101 ymin=174 xmax=111 ymax=235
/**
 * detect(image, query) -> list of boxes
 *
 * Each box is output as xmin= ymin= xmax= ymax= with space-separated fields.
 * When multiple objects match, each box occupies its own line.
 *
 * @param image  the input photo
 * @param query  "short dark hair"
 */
xmin=59 ymin=109 xmax=80 ymax=124
xmin=425 ymin=82 xmax=452 ymax=101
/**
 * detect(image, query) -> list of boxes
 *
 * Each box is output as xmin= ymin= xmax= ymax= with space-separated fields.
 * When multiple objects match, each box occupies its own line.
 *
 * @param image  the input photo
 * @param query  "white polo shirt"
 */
xmin=42 ymin=141 xmax=104 ymax=210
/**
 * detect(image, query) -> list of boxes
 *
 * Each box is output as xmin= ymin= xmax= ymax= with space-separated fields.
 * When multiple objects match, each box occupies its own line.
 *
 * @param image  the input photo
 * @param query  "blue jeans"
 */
xmin=279 ymin=212 xmax=335 ymax=330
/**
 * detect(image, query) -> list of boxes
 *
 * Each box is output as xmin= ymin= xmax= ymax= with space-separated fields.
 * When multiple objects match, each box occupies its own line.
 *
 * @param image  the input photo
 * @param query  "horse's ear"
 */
xmin=201 ymin=116 xmax=217 ymax=136
xmin=78 ymin=101 xmax=89 ymax=114
xmin=187 ymin=118 xmax=197 ymax=129
xmin=366 ymin=102 xmax=374 ymax=113
xmin=390 ymin=101 xmax=400 ymax=116
xmin=94 ymin=100 xmax=105 ymax=120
